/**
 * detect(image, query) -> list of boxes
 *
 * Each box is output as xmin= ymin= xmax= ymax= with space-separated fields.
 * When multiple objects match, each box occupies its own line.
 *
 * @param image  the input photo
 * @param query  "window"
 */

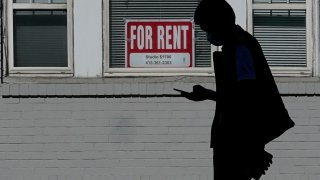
xmin=7 ymin=0 xmax=73 ymax=75
xmin=104 ymin=0 xmax=214 ymax=76
xmin=248 ymin=0 xmax=315 ymax=76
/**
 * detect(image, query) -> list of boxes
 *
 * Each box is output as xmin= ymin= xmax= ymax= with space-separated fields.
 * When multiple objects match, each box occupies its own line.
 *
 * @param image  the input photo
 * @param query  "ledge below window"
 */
xmin=0 ymin=77 xmax=320 ymax=97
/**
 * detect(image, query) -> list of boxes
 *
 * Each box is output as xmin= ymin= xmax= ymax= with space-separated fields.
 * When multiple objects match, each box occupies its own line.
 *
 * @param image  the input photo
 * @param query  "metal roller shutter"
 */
xmin=109 ymin=0 xmax=211 ymax=68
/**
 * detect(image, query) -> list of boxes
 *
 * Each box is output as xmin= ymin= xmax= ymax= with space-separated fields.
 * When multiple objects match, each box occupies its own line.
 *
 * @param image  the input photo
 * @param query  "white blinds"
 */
xmin=13 ymin=11 xmax=68 ymax=67
xmin=253 ymin=0 xmax=305 ymax=3
xmin=109 ymin=0 xmax=211 ymax=68
xmin=252 ymin=5 xmax=307 ymax=67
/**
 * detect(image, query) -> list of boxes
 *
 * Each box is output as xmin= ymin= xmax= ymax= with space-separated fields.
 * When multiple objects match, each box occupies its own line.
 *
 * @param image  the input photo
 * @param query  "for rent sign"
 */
xmin=126 ymin=19 xmax=194 ymax=68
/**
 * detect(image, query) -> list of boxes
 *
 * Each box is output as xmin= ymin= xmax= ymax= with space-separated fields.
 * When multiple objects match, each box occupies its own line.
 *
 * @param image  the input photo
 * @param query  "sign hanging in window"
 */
xmin=125 ymin=19 xmax=194 ymax=68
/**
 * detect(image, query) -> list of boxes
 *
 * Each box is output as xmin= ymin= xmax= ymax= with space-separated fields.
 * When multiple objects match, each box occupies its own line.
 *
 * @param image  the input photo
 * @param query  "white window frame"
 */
xmin=247 ymin=0 xmax=317 ymax=77
xmin=102 ymin=0 xmax=214 ymax=77
xmin=7 ymin=0 xmax=73 ymax=75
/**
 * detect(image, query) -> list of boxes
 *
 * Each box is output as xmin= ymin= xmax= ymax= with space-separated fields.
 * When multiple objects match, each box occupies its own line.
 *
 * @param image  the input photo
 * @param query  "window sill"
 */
xmin=0 ymin=76 xmax=320 ymax=97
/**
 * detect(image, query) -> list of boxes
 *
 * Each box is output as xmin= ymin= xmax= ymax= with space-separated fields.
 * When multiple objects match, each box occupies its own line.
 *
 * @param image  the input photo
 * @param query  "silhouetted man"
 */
xmin=176 ymin=0 xmax=295 ymax=179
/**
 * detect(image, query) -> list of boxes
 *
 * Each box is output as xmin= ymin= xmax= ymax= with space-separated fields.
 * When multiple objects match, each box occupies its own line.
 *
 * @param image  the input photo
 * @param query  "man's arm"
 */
xmin=176 ymin=85 xmax=217 ymax=101
xmin=224 ymin=45 xmax=262 ymax=140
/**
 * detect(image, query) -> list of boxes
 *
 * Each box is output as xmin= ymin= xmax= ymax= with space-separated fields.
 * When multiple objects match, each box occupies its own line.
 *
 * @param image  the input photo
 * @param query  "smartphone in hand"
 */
xmin=173 ymin=88 xmax=188 ymax=94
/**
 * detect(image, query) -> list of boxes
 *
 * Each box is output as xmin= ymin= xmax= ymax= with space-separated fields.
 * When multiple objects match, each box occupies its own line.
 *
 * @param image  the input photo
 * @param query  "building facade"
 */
xmin=0 ymin=0 xmax=320 ymax=179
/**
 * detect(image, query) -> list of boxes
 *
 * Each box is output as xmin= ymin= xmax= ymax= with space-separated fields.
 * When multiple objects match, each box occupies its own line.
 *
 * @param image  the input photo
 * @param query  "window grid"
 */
xmin=249 ymin=0 xmax=312 ymax=76
xmin=8 ymin=0 xmax=73 ymax=75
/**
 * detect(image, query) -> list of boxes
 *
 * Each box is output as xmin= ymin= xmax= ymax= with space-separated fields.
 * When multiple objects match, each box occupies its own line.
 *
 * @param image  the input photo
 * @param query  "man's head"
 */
xmin=194 ymin=0 xmax=236 ymax=45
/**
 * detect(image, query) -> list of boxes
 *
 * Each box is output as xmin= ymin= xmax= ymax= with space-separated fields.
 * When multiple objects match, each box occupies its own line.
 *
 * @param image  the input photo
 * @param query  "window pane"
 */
xmin=34 ymin=0 xmax=66 ymax=3
xmin=289 ymin=0 xmax=306 ymax=3
xmin=253 ymin=10 xmax=306 ymax=67
xmin=253 ymin=0 xmax=306 ymax=3
xmin=13 ymin=10 xmax=68 ymax=67
xmin=52 ymin=0 xmax=66 ymax=3
xmin=14 ymin=0 xmax=30 ymax=3
xmin=270 ymin=0 xmax=288 ymax=3
xmin=14 ymin=0 xmax=67 ymax=3
xmin=253 ymin=0 xmax=269 ymax=3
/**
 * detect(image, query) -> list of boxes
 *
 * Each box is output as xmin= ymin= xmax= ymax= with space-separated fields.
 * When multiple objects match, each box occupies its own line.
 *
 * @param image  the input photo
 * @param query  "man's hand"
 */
xmin=246 ymin=150 xmax=273 ymax=180
xmin=175 ymin=85 xmax=215 ymax=101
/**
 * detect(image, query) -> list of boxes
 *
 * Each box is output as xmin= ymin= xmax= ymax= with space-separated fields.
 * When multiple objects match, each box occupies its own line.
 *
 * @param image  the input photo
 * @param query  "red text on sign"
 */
xmin=130 ymin=25 xmax=190 ymax=50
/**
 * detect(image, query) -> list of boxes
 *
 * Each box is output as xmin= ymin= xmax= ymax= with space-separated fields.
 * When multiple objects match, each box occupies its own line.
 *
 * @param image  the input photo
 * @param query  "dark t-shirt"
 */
xmin=236 ymin=45 xmax=256 ymax=81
